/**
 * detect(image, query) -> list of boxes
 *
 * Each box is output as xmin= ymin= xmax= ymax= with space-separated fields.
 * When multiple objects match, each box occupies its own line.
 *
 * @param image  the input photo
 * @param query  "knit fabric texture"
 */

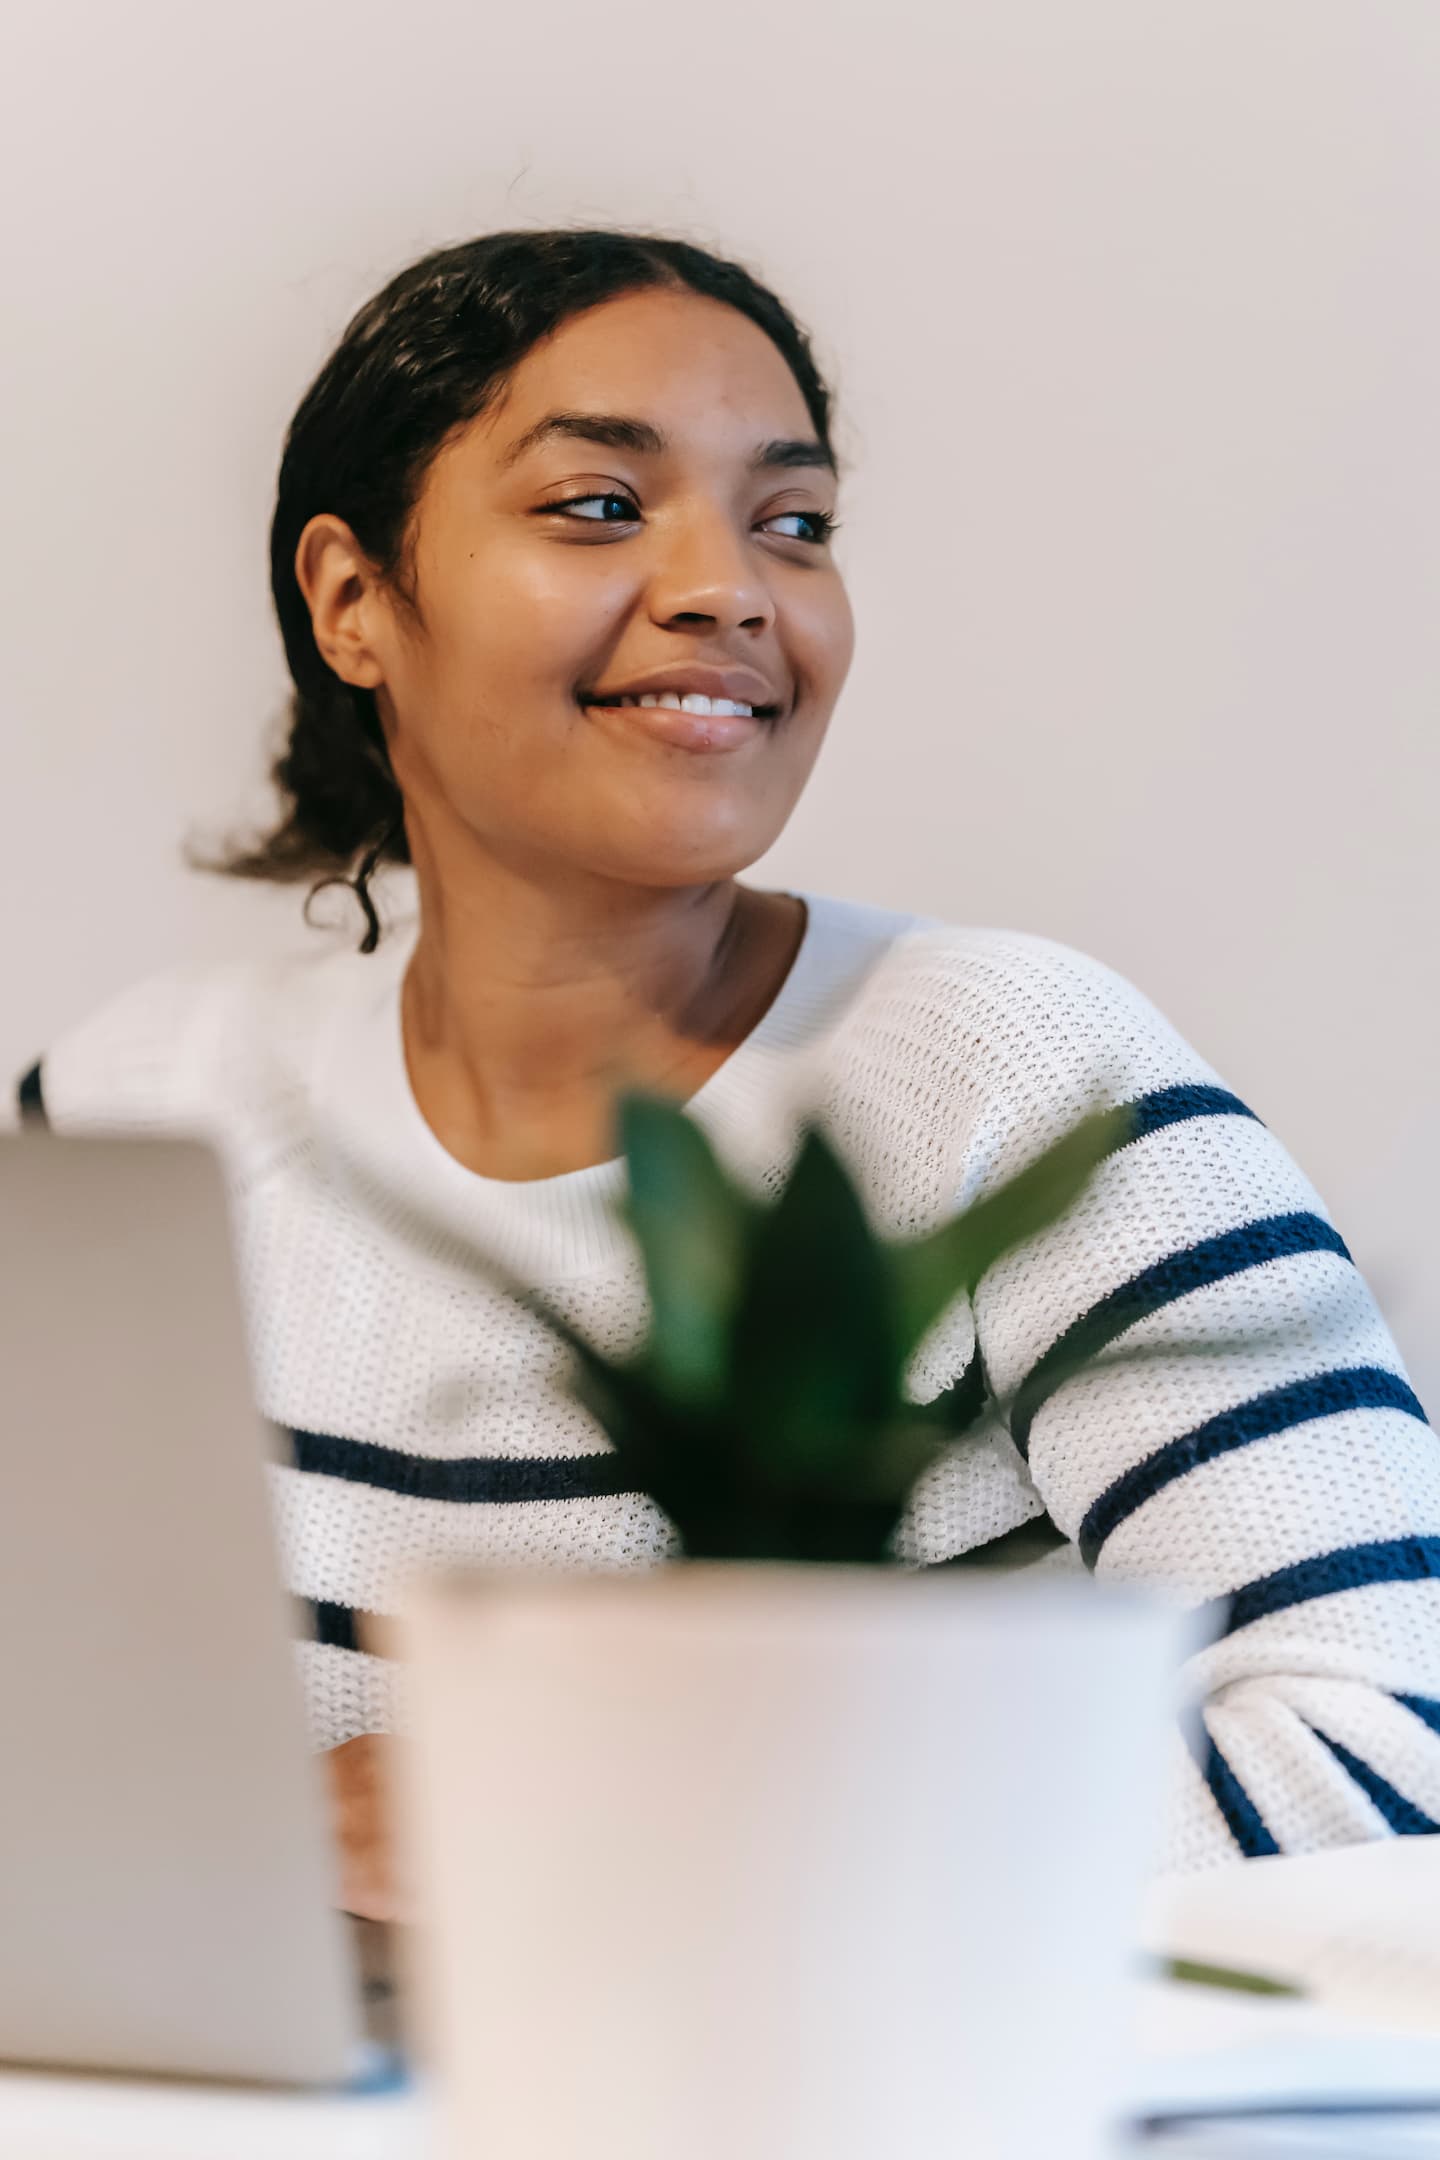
xmin=11 ymin=886 xmax=1440 ymax=1874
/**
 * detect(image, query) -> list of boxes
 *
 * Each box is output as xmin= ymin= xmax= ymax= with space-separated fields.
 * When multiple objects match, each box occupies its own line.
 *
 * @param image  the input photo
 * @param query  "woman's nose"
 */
xmin=646 ymin=514 xmax=776 ymax=634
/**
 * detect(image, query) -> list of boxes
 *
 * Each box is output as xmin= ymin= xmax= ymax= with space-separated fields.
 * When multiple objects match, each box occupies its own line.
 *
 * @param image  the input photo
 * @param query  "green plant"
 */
xmin=477 ymin=1090 xmax=1150 ymax=1565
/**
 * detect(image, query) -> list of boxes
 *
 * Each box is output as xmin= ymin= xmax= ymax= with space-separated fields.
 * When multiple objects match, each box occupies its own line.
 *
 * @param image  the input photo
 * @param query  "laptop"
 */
xmin=0 ymin=1129 xmax=403 ymax=2089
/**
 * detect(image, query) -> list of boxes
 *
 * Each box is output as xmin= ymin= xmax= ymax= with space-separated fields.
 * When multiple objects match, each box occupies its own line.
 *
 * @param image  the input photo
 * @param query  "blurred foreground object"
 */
xmin=0 ymin=1134 xmax=370 ymax=2087
xmin=381 ymin=1088 xmax=1209 ymax=2158
xmin=396 ymin=1565 xmax=1190 ymax=2160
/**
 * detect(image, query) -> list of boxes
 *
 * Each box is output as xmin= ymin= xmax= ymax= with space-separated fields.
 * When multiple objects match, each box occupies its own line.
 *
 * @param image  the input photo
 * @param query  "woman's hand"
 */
xmin=322 ymin=1733 xmax=413 ymax=1923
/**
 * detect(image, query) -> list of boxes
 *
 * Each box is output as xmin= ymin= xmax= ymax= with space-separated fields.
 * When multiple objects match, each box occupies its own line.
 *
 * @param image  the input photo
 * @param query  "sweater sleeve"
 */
xmin=957 ymin=934 xmax=1440 ymax=1873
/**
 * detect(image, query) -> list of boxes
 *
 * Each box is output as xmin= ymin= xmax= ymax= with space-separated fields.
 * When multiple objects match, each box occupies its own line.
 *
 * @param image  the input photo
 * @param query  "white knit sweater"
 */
xmin=12 ymin=887 xmax=1440 ymax=1874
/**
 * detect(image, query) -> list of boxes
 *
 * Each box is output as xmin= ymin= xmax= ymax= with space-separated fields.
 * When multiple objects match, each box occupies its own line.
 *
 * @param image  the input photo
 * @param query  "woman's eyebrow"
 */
xmin=498 ymin=410 xmax=836 ymax=476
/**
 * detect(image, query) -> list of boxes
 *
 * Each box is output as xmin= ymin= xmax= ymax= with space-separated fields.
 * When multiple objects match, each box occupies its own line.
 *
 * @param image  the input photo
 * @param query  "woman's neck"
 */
xmin=398 ymin=859 xmax=806 ymax=1182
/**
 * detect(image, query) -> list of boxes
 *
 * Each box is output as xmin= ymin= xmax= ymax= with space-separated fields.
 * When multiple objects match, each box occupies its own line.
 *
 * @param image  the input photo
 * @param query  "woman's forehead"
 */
xmin=478 ymin=292 xmax=818 ymax=464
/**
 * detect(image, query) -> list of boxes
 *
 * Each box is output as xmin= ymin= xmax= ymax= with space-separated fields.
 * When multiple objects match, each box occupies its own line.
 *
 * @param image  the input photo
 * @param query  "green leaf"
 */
xmin=1161 ymin=1957 xmax=1303 ymax=1998
xmin=838 ymin=1418 xmax=957 ymax=1508
xmin=890 ymin=1102 xmax=1137 ymax=1359
xmin=569 ymin=1355 xmax=727 ymax=1525
xmin=727 ymin=1122 xmax=906 ymax=1491
xmin=613 ymin=1091 xmax=756 ymax=1405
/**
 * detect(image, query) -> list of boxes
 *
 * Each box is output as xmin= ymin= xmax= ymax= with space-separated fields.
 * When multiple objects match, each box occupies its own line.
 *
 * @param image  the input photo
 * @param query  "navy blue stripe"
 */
xmin=1193 ymin=1731 xmax=1281 ymax=1857
xmin=1226 ymin=1536 xmax=1440 ymax=1634
xmin=1125 ymin=1083 xmax=1263 ymax=1141
xmin=1307 ymin=1727 xmax=1440 ymax=1834
xmin=287 ymin=1426 xmax=638 ymax=1504
xmin=1395 ymin=1692 xmax=1440 ymax=1741
xmin=1078 ymin=1366 xmax=1430 ymax=1567
xmin=1009 ymin=1212 xmax=1352 ymax=1460
xmin=310 ymin=1599 xmax=360 ymax=1652
xmin=16 ymin=1061 xmax=47 ymax=1129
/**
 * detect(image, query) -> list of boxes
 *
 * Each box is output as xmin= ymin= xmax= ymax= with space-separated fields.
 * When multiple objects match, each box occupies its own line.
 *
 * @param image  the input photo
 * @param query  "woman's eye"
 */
xmin=764 ymin=508 xmax=840 ymax=545
xmin=543 ymin=496 xmax=840 ymax=545
xmin=549 ymin=493 xmax=639 ymax=523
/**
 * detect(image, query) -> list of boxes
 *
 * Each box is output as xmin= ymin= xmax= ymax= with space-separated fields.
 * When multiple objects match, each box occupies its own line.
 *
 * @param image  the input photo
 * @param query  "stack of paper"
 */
xmin=1122 ymin=1837 xmax=1440 ymax=2148
xmin=1142 ymin=1837 xmax=1440 ymax=2032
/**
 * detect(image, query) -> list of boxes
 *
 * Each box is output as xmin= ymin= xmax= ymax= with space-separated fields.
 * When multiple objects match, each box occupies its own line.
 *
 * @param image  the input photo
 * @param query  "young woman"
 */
xmin=13 ymin=228 xmax=1439 ymax=1920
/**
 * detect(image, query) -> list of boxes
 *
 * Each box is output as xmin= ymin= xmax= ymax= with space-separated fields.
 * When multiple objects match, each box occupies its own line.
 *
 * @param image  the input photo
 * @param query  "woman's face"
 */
xmin=310 ymin=287 xmax=854 ymax=891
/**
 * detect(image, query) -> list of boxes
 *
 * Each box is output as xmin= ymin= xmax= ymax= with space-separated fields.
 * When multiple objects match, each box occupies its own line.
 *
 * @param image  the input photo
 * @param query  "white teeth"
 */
xmin=590 ymin=691 xmax=760 ymax=717
xmin=640 ymin=692 xmax=754 ymax=716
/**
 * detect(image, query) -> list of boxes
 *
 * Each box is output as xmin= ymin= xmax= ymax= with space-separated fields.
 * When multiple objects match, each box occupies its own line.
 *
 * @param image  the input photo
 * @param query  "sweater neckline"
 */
xmin=317 ymin=887 xmax=850 ymax=1282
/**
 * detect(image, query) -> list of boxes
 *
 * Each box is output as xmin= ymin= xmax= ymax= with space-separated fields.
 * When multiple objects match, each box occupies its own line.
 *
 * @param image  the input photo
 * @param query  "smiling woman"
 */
xmin=12 ymin=225 xmax=1440 ymax=1919
xmin=221 ymin=232 xmax=851 ymax=969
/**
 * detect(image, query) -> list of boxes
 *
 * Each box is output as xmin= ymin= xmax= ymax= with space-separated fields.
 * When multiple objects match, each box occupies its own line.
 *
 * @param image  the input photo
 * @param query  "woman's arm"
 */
xmin=958 ymin=938 xmax=1440 ymax=1871
xmin=323 ymin=1734 xmax=414 ymax=1922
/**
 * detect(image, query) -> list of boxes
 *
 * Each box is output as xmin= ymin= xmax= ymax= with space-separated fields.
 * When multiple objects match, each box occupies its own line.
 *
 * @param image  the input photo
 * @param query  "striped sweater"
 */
xmin=10 ymin=887 xmax=1440 ymax=1873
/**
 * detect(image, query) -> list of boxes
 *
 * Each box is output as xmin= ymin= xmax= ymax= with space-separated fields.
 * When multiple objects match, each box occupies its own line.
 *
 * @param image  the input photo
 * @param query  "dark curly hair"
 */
xmin=205 ymin=225 xmax=843 ymax=952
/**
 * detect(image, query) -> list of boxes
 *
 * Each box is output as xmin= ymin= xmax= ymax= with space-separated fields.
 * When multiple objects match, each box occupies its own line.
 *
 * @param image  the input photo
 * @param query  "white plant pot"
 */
xmin=397 ymin=1563 xmax=1189 ymax=2160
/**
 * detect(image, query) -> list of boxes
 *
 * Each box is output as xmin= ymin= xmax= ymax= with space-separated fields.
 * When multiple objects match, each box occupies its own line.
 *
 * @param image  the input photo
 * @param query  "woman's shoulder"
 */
xmin=802 ymin=891 xmax=1124 ymax=1007
xmin=809 ymin=895 xmax=1226 ymax=1109
xmin=814 ymin=889 xmax=1152 ymax=1011
xmin=809 ymin=888 xmax=1152 ymax=994
xmin=11 ymin=925 xmax=407 ymax=1141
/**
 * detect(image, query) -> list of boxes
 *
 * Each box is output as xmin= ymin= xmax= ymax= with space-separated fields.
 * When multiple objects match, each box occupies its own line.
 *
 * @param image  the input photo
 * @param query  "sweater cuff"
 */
xmin=293 ymin=1639 xmax=413 ymax=1752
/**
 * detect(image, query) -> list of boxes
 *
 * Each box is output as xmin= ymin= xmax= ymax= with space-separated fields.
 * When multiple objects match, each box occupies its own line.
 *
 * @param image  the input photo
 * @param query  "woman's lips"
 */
xmin=580 ymin=699 xmax=768 ymax=754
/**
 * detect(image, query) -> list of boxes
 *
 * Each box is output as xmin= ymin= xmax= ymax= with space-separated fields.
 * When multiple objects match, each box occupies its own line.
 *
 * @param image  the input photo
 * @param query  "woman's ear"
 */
xmin=294 ymin=514 xmax=387 ymax=690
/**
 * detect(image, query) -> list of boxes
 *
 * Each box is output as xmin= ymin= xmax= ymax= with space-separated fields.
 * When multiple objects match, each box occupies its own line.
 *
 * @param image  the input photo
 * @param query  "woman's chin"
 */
xmin=573 ymin=819 xmax=776 ymax=891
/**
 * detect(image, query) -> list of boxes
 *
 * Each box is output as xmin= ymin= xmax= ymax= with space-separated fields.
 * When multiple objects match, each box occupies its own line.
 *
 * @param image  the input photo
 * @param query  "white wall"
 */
xmin=3 ymin=0 xmax=1436 ymax=1398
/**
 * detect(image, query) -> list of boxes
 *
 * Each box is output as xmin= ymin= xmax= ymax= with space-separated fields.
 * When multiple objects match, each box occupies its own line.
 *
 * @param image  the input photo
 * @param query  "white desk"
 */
xmin=5 ymin=1990 xmax=1440 ymax=2160
xmin=11 ymin=1839 xmax=1440 ymax=2160
xmin=0 ymin=2063 xmax=434 ymax=2159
